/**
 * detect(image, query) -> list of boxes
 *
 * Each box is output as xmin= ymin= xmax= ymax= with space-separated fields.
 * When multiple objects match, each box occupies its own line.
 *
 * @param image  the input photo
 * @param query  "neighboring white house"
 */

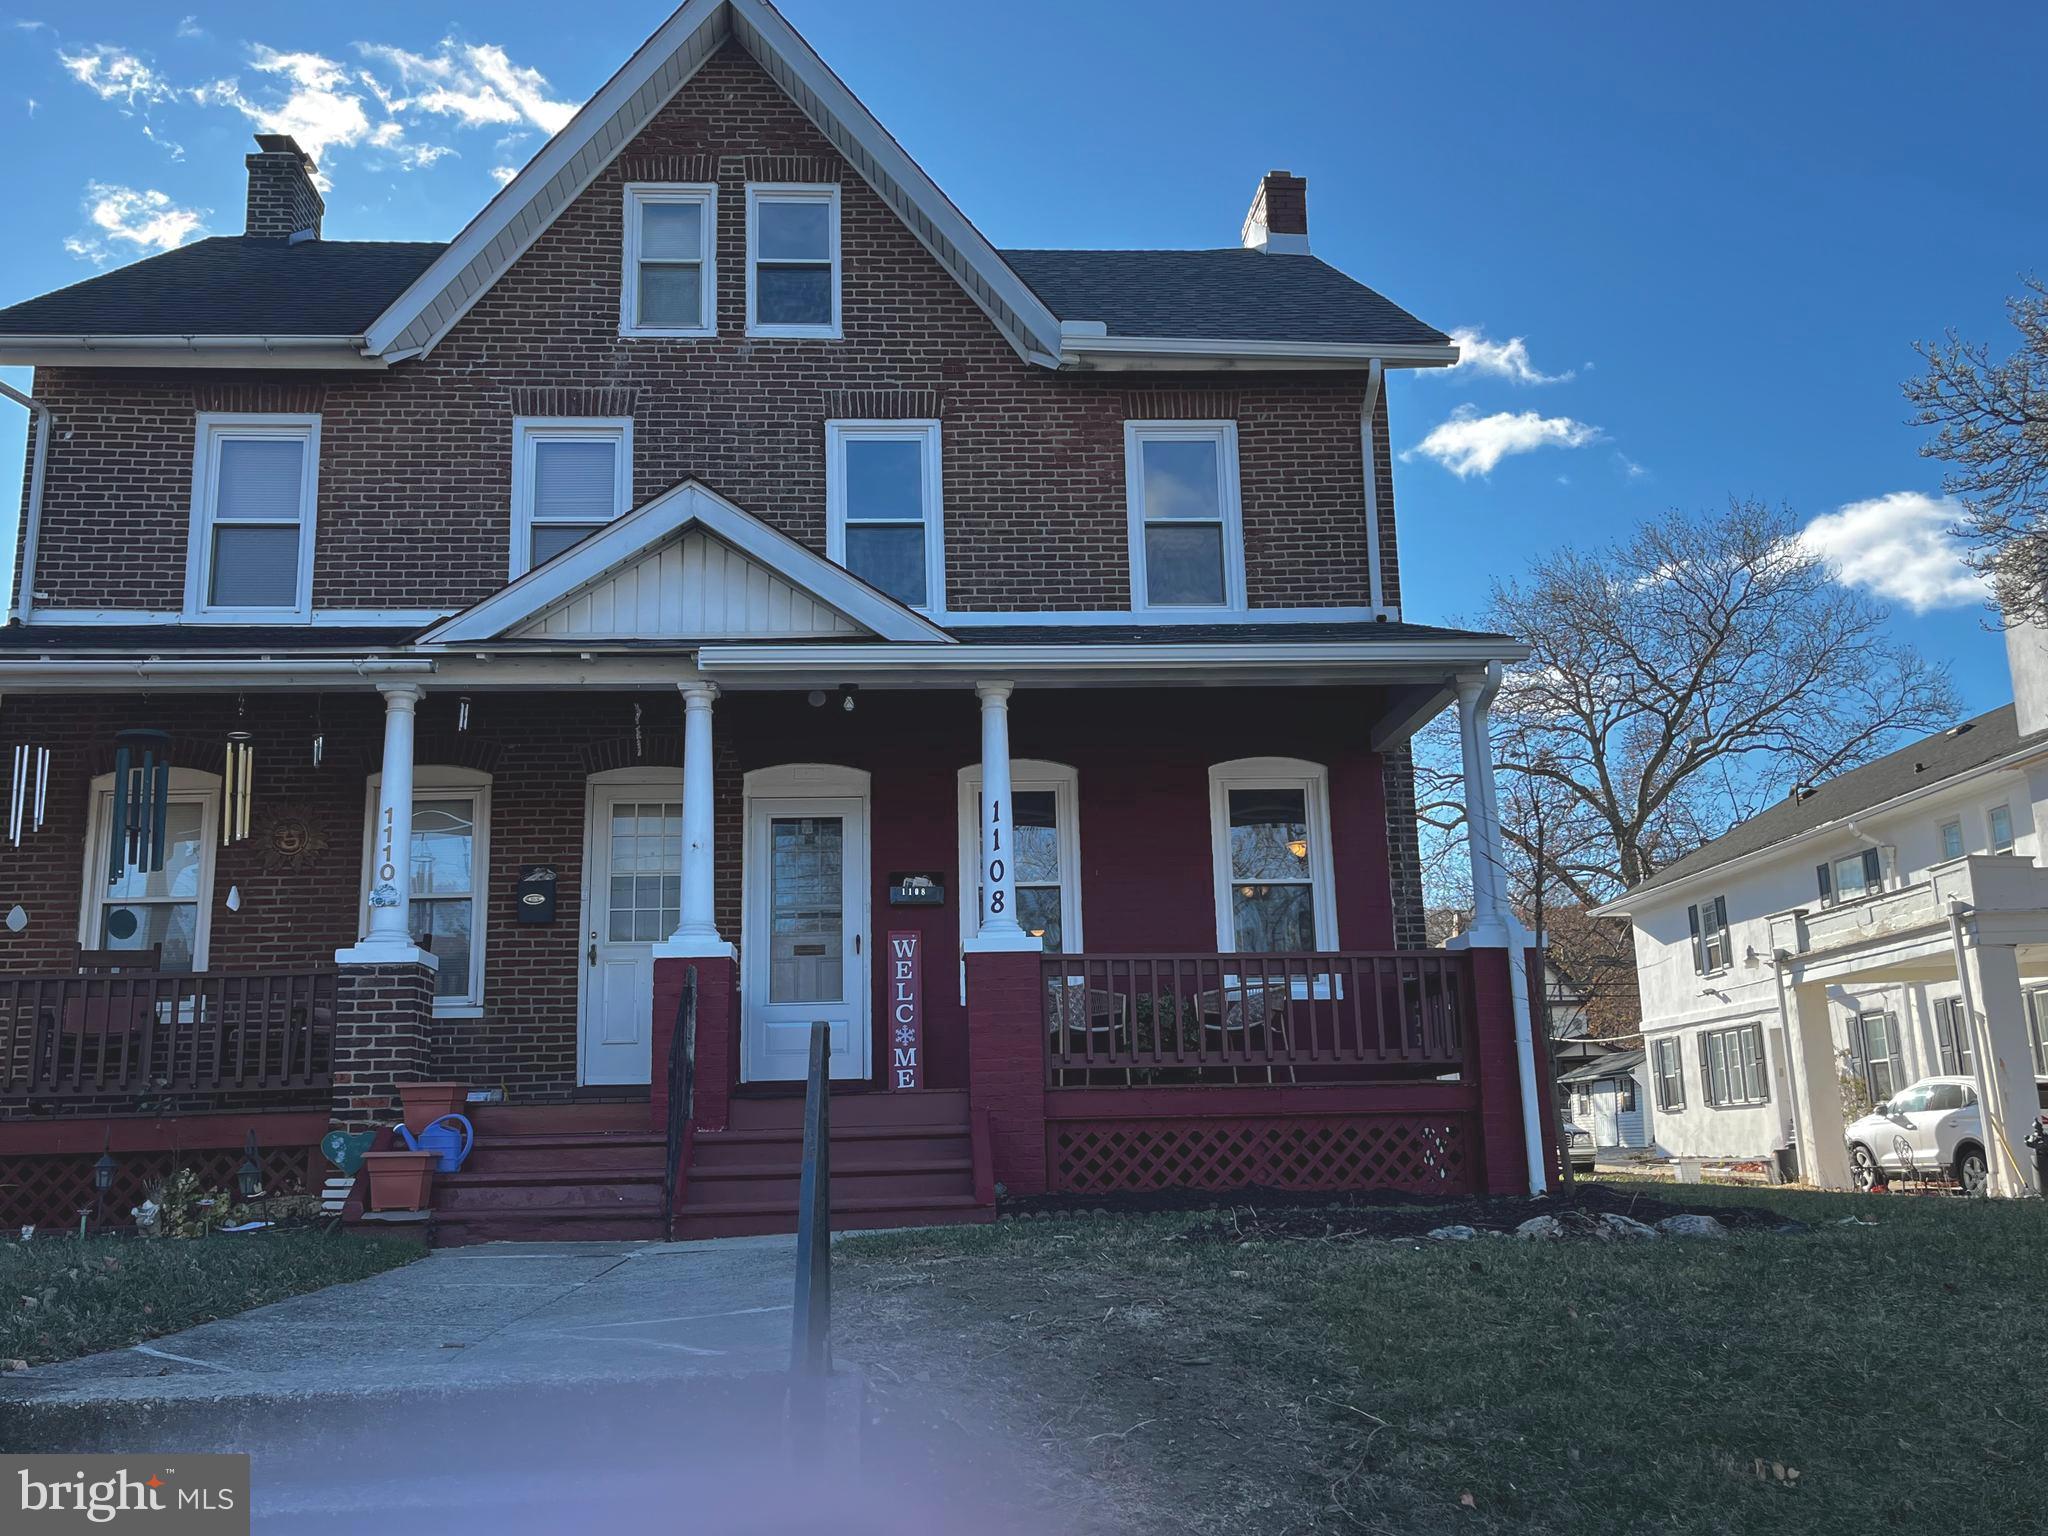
xmin=1594 ymin=625 xmax=2048 ymax=1197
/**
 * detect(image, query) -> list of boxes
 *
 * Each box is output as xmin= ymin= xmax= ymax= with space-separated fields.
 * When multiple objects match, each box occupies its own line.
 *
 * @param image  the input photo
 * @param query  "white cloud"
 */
xmin=1405 ymin=405 xmax=1603 ymax=478
xmin=1614 ymin=453 xmax=1647 ymax=479
xmin=175 ymin=16 xmax=205 ymax=40
xmin=64 ymin=181 xmax=207 ymax=264
xmin=489 ymin=164 xmax=517 ymax=187
xmin=1800 ymin=491 xmax=1986 ymax=613
xmin=59 ymin=45 xmax=178 ymax=108
xmin=1446 ymin=327 xmax=1573 ymax=385
xmin=357 ymin=38 xmax=577 ymax=133
xmin=196 ymin=46 xmax=372 ymax=173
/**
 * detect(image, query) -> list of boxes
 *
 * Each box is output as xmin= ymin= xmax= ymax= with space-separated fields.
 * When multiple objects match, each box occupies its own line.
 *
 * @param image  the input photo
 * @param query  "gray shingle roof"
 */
xmin=1558 ymin=1048 xmax=1644 ymax=1086
xmin=1624 ymin=704 xmax=2044 ymax=900
xmin=0 ymin=238 xmax=445 ymax=337
xmin=998 ymin=248 xmax=1449 ymax=346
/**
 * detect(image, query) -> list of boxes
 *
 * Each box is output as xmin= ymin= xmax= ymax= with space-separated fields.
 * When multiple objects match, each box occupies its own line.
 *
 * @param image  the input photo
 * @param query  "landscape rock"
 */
xmin=1426 ymin=1225 xmax=1479 ymax=1242
xmin=1654 ymin=1213 xmax=1728 ymax=1239
xmin=1514 ymin=1215 xmax=1565 ymax=1241
xmin=1598 ymin=1213 xmax=1659 ymax=1240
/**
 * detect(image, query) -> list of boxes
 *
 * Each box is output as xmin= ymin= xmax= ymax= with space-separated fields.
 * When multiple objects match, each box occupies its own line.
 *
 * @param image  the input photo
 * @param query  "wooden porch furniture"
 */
xmin=1195 ymin=979 xmax=1296 ymax=1084
xmin=1044 ymin=977 xmax=1132 ymax=1086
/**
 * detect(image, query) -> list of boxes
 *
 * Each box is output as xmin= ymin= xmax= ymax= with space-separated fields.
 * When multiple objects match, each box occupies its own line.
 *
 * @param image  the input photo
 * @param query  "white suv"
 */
xmin=1846 ymin=1076 xmax=1990 ymax=1194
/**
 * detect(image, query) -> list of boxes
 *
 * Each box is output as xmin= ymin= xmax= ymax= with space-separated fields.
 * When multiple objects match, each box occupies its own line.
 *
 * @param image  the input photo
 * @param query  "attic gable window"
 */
xmin=185 ymin=414 xmax=320 ymax=622
xmin=621 ymin=184 xmax=716 ymax=337
xmin=746 ymin=184 xmax=840 ymax=337
xmin=1125 ymin=422 xmax=1246 ymax=612
xmin=510 ymin=418 xmax=633 ymax=578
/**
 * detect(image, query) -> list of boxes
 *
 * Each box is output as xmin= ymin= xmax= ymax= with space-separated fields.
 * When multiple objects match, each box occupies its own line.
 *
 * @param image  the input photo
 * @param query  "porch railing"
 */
xmin=1041 ymin=950 xmax=1471 ymax=1088
xmin=0 ymin=970 xmax=337 ymax=1099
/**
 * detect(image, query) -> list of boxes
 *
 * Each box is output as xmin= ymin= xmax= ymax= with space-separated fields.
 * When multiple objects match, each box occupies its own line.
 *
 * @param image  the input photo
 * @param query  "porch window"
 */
xmin=746 ymin=184 xmax=839 ymax=337
xmin=1933 ymin=995 xmax=1975 ymax=1076
xmin=1651 ymin=1035 xmax=1686 ymax=1111
xmin=186 ymin=414 xmax=319 ymax=621
xmin=1208 ymin=758 xmax=1336 ymax=952
xmin=1125 ymin=422 xmax=1245 ymax=612
xmin=361 ymin=770 xmax=491 ymax=1010
xmin=82 ymin=771 xmax=219 ymax=972
xmin=1939 ymin=818 xmax=1964 ymax=860
xmin=1699 ymin=1022 xmax=1768 ymax=1108
xmin=958 ymin=760 xmax=1081 ymax=951
xmin=621 ymin=183 xmax=716 ymax=337
xmin=1989 ymin=803 xmax=2014 ymax=853
xmin=511 ymin=418 xmax=633 ymax=577
xmin=2027 ymin=987 xmax=2048 ymax=1078
xmin=1853 ymin=1011 xmax=1899 ymax=1104
xmin=826 ymin=421 xmax=944 ymax=611
xmin=1686 ymin=896 xmax=1730 ymax=973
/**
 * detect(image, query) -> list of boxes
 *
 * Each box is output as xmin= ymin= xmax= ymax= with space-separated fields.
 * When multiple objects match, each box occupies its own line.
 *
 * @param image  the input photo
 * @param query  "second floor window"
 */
xmin=1939 ymin=818 xmax=1964 ymax=860
xmin=511 ymin=418 xmax=632 ymax=577
xmin=1125 ymin=421 xmax=1245 ymax=612
xmin=621 ymin=184 xmax=716 ymax=336
xmin=187 ymin=414 xmax=319 ymax=620
xmin=1989 ymin=803 xmax=2015 ymax=853
xmin=826 ymin=421 xmax=943 ymax=611
xmin=747 ymin=184 xmax=839 ymax=337
xmin=1686 ymin=895 xmax=1730 ymax=973
xmin=1819 ymin=847 xmax=1884 ymax=904
xmin=1652 ymin=1036 xmax=1686 ymax=1112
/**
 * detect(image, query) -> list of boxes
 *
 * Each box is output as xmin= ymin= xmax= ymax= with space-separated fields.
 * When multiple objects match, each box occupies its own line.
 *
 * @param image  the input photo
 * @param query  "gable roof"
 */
xmin=0 ymin=239 xmax=442 ymax=340
xmin=366 ymin=0 xmax=1065 ymax=365
xmin=419 ymin=478 xmax=952 ymax=646
xmin=1611 ymin=703 xmax=2047 ymax=907
xmin=1003 ymin=249 xmax=1448 ymax=348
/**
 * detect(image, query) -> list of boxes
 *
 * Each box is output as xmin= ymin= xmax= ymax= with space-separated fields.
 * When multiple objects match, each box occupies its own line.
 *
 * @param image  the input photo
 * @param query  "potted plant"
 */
xmin=398 ymin=1082 xmax=466 ymax=1135
xmin=361 ymin=1150 xmax=435 ymax=1212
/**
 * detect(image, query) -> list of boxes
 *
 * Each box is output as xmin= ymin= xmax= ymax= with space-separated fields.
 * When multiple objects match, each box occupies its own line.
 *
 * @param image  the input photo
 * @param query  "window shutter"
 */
xmin=1862 ymin=848 xmax=1883 ymax=889
xmin=1713 ymin=896 xmax=1729 ymax=937
xmin=1687 ymin=903 xmax=1704 ymax=972
xmin=1816 ymin=862 xmax=1832 ymax=901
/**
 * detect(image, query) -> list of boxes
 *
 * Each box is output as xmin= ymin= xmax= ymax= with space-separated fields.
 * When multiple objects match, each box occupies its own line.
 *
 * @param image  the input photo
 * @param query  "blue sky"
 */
xmin=1 ymin=1 xmax=2042 ymax=712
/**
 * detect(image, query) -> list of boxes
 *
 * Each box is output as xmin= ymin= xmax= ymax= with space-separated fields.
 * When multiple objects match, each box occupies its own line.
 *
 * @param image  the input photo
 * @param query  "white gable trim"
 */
xmin=364 ymin=0 xmax=1064 ymax=367
xmin=418 ymin=479 xmax=953 ymax=646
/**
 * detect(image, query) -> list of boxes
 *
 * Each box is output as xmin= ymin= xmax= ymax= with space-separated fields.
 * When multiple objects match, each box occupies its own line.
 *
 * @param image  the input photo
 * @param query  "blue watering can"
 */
xmin=395 ymin=1113 xmax=474 ymax=1173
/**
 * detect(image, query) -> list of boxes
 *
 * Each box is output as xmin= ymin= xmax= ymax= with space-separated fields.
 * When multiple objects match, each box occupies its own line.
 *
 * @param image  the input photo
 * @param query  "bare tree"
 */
xmin=1420 ymin=499 xmax=1961 ymax=908
xmin=1906 ymin=278 xmax=2048 ymax=625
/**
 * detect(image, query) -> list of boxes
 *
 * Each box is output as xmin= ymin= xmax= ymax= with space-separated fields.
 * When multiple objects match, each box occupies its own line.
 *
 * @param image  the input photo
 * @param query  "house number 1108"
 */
xmin=986 ymin=797 xmax=1005 ymax=914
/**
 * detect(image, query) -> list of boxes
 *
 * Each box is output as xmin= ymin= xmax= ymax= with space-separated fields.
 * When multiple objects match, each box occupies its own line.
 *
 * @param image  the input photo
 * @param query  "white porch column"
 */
xmin=1456 ymin=669 xmax=1509 ymax=946
xmin=337 ymin=683 xmax=437 ymax=970
xmin=965 ymin=681 xmax=1040 ymax=953
xmin=1953 ymin=929 xmax=2041 ymax=1197
xmin=658 ymin=680 xmax=733 ymax=959
xmin=1787 ymin=980 xmax=1853 ymax=1189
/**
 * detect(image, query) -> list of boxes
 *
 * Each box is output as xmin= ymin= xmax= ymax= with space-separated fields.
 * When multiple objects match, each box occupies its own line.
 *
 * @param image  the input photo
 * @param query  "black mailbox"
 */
xmin=517 ymin=864 xmax=559 ymax=923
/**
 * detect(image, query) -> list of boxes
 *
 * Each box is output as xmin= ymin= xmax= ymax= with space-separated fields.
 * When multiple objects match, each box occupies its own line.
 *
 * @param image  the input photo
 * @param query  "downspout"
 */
xmin=1946 ymin=898 xmax=2024 ymax=1197
xmin=0 ymin=379 xmax=51 ymax=626
xmin=1468 ymin=661 xmax=1549 ymax=1194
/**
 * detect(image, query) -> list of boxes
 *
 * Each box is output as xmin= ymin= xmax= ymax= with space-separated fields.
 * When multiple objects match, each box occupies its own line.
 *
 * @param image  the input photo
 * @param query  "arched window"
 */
xmin=360 ymin=766 xmax=492 ymax=1011
xmin=79 ymin=767 xmax=221 ymax=972
xmin=957 ymin=760 xmax=1082 ymax=952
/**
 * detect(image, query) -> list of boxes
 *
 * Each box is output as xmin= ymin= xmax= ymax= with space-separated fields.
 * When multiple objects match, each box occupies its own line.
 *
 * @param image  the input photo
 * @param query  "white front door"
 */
xmin=581 ymin=785 xmax=682 ymax=1085
xmin=742 ymin=796 xmax=869 ymax=1082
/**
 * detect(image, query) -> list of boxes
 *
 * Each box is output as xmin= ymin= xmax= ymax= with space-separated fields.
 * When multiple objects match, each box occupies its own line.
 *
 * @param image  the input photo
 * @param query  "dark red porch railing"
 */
xmin=1040 ymin=950 xmax=1470 ymax=1088
xmin=0 ymin=970 xmax=337 ymax=1099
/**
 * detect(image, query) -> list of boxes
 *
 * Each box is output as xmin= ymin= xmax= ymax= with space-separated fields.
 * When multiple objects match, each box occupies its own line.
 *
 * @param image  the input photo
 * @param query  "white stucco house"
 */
xmin=1594 ymin=626 xmax=2048 ymax=1197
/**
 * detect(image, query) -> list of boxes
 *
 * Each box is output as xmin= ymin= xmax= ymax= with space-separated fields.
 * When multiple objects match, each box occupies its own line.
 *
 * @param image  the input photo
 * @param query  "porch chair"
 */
xmin=1044 ymin=977 xmax=1132 ymax=1087
xmin=46 ymin=945 xmax=165 ymax=1082
xmin=1194 ymin=978 xmax=1296 ymax=1085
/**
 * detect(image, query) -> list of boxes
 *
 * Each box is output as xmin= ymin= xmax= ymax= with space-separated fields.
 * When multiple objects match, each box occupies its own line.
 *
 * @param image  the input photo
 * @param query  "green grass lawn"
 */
xmin=1 ymin=1231 xmax=420 ymax=1368
xmin=836 ymin=1181 xmax=2048 ymax=1535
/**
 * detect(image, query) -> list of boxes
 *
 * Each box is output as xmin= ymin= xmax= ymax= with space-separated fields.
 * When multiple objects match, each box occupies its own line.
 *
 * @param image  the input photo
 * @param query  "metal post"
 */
xmin=790 ymin=1018 xmax=832 ymax=1376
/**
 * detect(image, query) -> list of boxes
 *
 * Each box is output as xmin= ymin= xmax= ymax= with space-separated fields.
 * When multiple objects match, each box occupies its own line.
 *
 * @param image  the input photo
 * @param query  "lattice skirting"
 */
xmin=1048 ymin=1114 xmax=1473 ymax=1196
xmin=0 ymin=1145 xmax=319 ymax=1231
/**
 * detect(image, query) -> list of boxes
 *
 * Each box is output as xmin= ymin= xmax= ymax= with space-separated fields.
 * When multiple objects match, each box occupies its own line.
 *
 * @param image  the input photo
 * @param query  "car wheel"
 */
xmin=1849 ymin=1144 xmax=1880 ymax=1190
xmin=1955 ymin=1146 xmax=1989 ymax=1197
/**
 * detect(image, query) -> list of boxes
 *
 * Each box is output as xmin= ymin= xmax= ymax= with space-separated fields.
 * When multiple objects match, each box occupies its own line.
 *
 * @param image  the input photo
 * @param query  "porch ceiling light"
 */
xmin=1287 ymin=838 xmax=1308 ymax=860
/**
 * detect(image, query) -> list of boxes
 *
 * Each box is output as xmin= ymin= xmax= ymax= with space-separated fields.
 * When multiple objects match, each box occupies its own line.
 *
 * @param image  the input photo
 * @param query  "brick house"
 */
xmin=0 ymin=0 xmax=1552 ymax=1239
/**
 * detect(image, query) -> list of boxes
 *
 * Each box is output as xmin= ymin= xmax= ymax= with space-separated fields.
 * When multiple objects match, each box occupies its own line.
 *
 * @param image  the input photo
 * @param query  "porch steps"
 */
xmin=427 ymin=1105 xmax=668 ymax=1246
xmin=672 ymin=1089 xmax=992 ymax=1240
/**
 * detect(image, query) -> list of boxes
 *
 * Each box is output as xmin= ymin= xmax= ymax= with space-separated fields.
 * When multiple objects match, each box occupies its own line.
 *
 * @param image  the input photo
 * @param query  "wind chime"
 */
xmin=109 ymin=728 xmax=172 ymax=882
xmin=223 ymin=695 xmax=255 ymax=847
xmin=7 ymin=741 xmax=49 ymax=848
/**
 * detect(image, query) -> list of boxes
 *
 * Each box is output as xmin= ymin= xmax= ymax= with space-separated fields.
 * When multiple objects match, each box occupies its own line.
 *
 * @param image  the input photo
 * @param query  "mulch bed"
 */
xmin=1003 ymin=1180 xmax=1804 ymax=1242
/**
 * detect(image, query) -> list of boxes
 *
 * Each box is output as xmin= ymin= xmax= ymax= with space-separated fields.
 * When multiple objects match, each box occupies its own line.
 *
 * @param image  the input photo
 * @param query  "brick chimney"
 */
xmin=244 ymin=134 xmax=324 ymax=241
xmin=1241 ymin=170 xmax=1309 ymax=255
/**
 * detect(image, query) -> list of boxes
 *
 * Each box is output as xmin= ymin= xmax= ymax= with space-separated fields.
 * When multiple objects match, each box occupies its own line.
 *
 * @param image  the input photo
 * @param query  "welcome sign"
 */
xmin=887 ymin=930 xmax=924 ymax=1090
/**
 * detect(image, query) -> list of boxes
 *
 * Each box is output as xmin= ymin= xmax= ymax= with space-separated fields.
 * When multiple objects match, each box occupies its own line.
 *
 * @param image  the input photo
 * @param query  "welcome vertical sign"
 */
xmin=887 ymin=930 xmax=924 ymax=1090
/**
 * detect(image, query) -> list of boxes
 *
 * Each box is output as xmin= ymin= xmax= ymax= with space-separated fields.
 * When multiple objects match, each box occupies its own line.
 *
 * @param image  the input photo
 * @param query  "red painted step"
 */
xmin=671 ymin=1193 xmax=992 ymax=1242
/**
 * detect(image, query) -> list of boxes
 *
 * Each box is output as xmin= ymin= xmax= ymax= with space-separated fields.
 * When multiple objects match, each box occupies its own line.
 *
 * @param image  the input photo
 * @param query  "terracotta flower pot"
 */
xmin=362 ymin=1150 xmax=435 ymax=1212
xmin=399 ymin=1082 xmax=466 ymax=1135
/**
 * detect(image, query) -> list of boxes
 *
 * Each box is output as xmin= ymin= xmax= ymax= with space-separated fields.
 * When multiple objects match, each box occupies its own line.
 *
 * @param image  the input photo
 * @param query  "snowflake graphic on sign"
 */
xmin=894 ymin=1024 xmax=918 ymax=1047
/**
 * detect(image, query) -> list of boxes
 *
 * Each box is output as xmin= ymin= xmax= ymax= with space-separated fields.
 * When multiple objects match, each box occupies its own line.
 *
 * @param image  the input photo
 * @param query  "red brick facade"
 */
xmin=15 ymin=44 xmax=1400 ymax=618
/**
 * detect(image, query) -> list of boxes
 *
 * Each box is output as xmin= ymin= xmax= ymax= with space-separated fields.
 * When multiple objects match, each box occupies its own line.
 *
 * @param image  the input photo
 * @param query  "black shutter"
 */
xmin=1862 ymin=848 xmax=1883 ymax=888
xmin=1816 ymin=862 xmax=1832 ymax=900
xmin=1687 ymin=903 xmax=1704 ymax=972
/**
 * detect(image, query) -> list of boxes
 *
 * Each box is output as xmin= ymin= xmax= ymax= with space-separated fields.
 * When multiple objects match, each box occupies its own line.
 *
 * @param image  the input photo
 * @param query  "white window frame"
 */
xmin=509 ymin=417 xmax=633 ymax=579
xmin=957 ymin=759 xmax=1083 ymax=952
xmin=620 ymin=182 xmax=718 ymax=338
xmin=359 ymin=767 xmax=492 ymax=1015
xmin=1938 ymin=817 xmax=1965 ymax=861
xmin=78 ymin=767 xmax=221 ymax=971
xmin=1988 ymin=802 xmax=2015 ymax=853
xmin=1124 ymin=420 xmax=1246 ymax=614
xmin=745 ymin=183 xmax=841 ymax=339
xmin=1207 ymin=756 xmax=1337 ymax=953
xmin=184 ymin=413 xmax=320 ymax=623
xmin=825 ymin=419 xmax=945 ymax=613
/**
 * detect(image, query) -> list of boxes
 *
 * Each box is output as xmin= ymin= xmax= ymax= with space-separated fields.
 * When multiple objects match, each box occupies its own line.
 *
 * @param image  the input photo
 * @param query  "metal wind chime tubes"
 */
xmin=109 ymin=728 xmax=172 ymax=882
xmin=224 ymin=731 xmax=255 ymax=846
xmin=7 ymin=742 xmax=49 ymax=847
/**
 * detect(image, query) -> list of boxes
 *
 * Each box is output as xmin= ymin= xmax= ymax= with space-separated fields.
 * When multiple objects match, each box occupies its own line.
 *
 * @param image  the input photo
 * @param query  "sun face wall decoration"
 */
xmin=254 ymin=804 xmax=330 ymax=873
